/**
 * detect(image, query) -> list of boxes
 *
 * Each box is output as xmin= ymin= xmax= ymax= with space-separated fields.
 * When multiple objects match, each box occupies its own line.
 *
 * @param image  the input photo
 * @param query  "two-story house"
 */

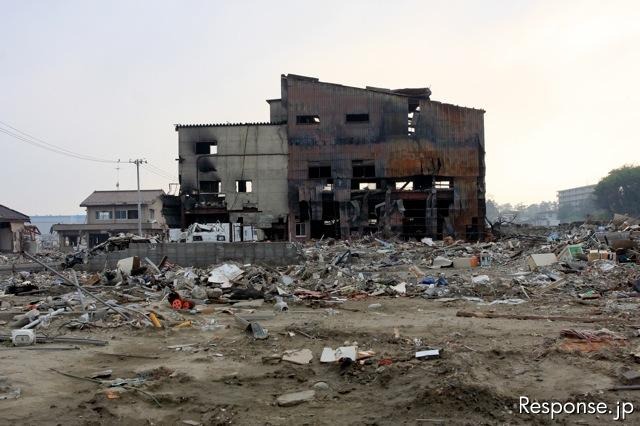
xmin=52 ymin=190 xmax=168 ymax=250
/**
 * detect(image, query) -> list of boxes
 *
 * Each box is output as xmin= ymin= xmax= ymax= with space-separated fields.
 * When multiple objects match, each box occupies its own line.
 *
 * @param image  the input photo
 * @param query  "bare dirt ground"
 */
xmin=3 ymin=295 xmax=639 ymax=425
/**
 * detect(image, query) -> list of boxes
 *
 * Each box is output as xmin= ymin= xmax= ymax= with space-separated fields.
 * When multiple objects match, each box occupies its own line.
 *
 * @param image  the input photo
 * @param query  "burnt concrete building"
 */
xmin=177 ymin=74 xmax=486 ymax=241
xmin=175 ymin=123 xmax=289 ymax=240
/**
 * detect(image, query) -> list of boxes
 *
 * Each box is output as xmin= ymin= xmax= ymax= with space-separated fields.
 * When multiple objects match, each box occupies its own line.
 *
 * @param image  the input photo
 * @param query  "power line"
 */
xmin=0 ymin=121 xmax=119 ymax=163
xmin=1 ymin=120 xmax=179 ymax=187
xmin=143 ymin=163 xmax=175 ymax=179
xmin=145 ymin=162 xmax=177 ymax=179
xmin=141 ymin=164 xmax=176 ymax=181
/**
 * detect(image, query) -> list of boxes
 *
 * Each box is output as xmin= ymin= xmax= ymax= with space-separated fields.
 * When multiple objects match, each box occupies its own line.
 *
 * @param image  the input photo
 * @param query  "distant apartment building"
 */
xmin=176 ymin=74 xmax=486 ymax=241
xmin=557 ymin=185 xmax=596 ymax=222
xmin=52 ymin=190 xmax=169 ymax=249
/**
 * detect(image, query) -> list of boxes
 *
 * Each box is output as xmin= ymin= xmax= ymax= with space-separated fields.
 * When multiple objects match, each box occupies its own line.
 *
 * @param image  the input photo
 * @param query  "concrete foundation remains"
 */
xmin=82 ymin=242 xmax=300 ymax=271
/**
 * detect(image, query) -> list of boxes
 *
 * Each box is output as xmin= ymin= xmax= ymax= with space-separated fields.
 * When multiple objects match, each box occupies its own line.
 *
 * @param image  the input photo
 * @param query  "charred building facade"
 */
xmin=177 ymin=74 xmax=486 ymax=241
xmin=176 ymin=123 xmax=289 ymax=240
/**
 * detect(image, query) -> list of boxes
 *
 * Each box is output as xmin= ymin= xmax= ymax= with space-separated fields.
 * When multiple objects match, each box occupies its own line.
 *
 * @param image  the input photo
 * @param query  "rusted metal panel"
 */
xmin=284 ymin=74 xmax=486 ymax=240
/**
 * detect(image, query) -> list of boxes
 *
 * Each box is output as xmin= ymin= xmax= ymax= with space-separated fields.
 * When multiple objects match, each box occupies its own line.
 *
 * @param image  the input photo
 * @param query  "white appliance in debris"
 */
xmin=185 ymin=222 xmax=230 ymax=242
xmin=183 ymin=222 xmax=264 ymax=243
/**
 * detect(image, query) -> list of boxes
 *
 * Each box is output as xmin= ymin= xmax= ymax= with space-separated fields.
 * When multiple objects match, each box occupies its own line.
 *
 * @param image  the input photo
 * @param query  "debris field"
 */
xmin=1 ymin=215 xmax=640 ymax=424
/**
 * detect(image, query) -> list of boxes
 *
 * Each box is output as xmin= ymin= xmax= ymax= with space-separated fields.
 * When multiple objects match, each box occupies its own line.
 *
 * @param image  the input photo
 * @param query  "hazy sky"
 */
xmin=1 ymin=0 xmax=639 ymax=215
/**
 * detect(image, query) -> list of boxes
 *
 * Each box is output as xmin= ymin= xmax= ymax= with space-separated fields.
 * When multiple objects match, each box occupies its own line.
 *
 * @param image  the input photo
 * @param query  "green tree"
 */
xmin=594 ymin=165 xmax=640 ymax=216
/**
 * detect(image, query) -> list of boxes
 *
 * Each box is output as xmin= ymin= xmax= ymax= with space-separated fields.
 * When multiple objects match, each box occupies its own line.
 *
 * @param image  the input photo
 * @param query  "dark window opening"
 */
xmin=127 ymin=209 xmax=139 ymax=220
xmin=236 ymin=180 xmax=252 ymax=193
xmin=346 ymin=113 xmax=369 ymax=123
xmin=296 ymin=115 xmax=320 ymax=125
xmin=295 ymin=223 xmax=306 ymax=237
xmin=352 ymin=161 xmax=376 ymax=178
xmin=308 ymin=165 xmax=331 ymax=178
xmin=196 ymin=141 xmax=217 ymax=155
xmin=200 ymin=180 xmax=220 ymax=193
xmin=413 ymin=175 xmax=432 ymax=190
xmin=299 ymin=202 xmax=310 ymax=221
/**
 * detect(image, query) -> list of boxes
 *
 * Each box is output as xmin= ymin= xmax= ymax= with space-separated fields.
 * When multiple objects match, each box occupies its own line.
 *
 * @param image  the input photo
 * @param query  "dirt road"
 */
xmin=3 ymin=296 xmax=638 ymax=425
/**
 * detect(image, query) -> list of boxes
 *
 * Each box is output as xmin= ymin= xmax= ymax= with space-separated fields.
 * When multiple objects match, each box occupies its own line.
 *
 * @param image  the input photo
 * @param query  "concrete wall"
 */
xmin=178 ymin=124 xmax=289 ymax=228
xmin=0 ymin=227 xmax=12 ymax=251
xmin=267 ymin=99 xmax=287 ymax=123
xmin=0 ymin=222 xmax=28 ymax=252
xmin=83 ymin=242 xmax=300 ymax=270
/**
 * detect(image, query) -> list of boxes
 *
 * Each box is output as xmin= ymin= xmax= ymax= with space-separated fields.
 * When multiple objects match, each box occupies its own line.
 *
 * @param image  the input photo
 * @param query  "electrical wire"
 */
xmin=141 ymin=164 xmax=176 ymax=181
xmin=145 ymin=162 xmax=177 ymax=179
xmin=0 ymin=121 xmax=120 ymax=163
xmin=0 ymin=120 xmax=179 ymax=185
xmin=144 ymin=163 xmax=176 ymax=180
xmin=141 ymin=165 xmax=172 ymax=179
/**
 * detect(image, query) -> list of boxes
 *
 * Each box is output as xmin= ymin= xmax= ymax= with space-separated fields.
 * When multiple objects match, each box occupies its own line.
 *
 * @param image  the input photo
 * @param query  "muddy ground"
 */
xmin=3 ymin=295 xmax=640 ymax=425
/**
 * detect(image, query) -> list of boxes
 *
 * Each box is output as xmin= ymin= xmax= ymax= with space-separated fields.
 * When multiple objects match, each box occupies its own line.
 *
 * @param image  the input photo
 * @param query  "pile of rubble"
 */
xmin=0 ymin=251 xmax=66 ymax=267
xmin=0 ymin=214 xmax=638 ymax=346
xmin=63 ymin=233 xmax=160 ymax=268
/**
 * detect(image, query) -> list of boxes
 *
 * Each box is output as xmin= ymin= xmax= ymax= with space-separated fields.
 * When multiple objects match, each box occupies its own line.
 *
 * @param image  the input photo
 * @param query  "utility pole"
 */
xmin=129 ymin=158 xmax=147 ymax=236
xmin=115 ymin=159 xmax=120 ymax=191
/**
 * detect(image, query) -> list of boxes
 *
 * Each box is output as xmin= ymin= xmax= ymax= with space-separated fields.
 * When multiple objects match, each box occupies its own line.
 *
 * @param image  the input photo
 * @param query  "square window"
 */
xmin=295 ymin=222 xmax=306 ymax=237
xmin=236 ymin=180 xmax=252 ymax=193
xmin=127 ymin=209 xmax=139 ymax=219
xmin=96 ymin=211 xmax=112 ymax=220
xmin=196 ymin=141 xmax=217 ymax=155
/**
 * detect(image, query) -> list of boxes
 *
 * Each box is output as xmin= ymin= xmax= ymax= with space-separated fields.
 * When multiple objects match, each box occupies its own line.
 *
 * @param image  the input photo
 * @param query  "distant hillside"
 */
xmin=30 ymin=215 xmax=86 ymax=234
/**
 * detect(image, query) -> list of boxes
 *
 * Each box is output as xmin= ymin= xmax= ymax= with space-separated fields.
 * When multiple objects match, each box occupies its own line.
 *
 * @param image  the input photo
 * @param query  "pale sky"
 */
xmin=1 ymin=0 xmax=639 ymax=215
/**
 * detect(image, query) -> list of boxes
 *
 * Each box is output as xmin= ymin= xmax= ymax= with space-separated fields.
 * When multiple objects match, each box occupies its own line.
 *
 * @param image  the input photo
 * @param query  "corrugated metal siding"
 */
xmin=284 ymin=75 xmax=486 ymax=240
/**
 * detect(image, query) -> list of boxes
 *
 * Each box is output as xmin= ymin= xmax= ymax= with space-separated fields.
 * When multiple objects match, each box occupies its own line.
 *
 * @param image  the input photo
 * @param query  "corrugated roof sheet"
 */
xmin=80 ymin=190 xmax=165 ymax=207
xmin=175 ymin=122 xmax=286 ymax=131
xmin=0 ymin=204 xmax=30 ymax=222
